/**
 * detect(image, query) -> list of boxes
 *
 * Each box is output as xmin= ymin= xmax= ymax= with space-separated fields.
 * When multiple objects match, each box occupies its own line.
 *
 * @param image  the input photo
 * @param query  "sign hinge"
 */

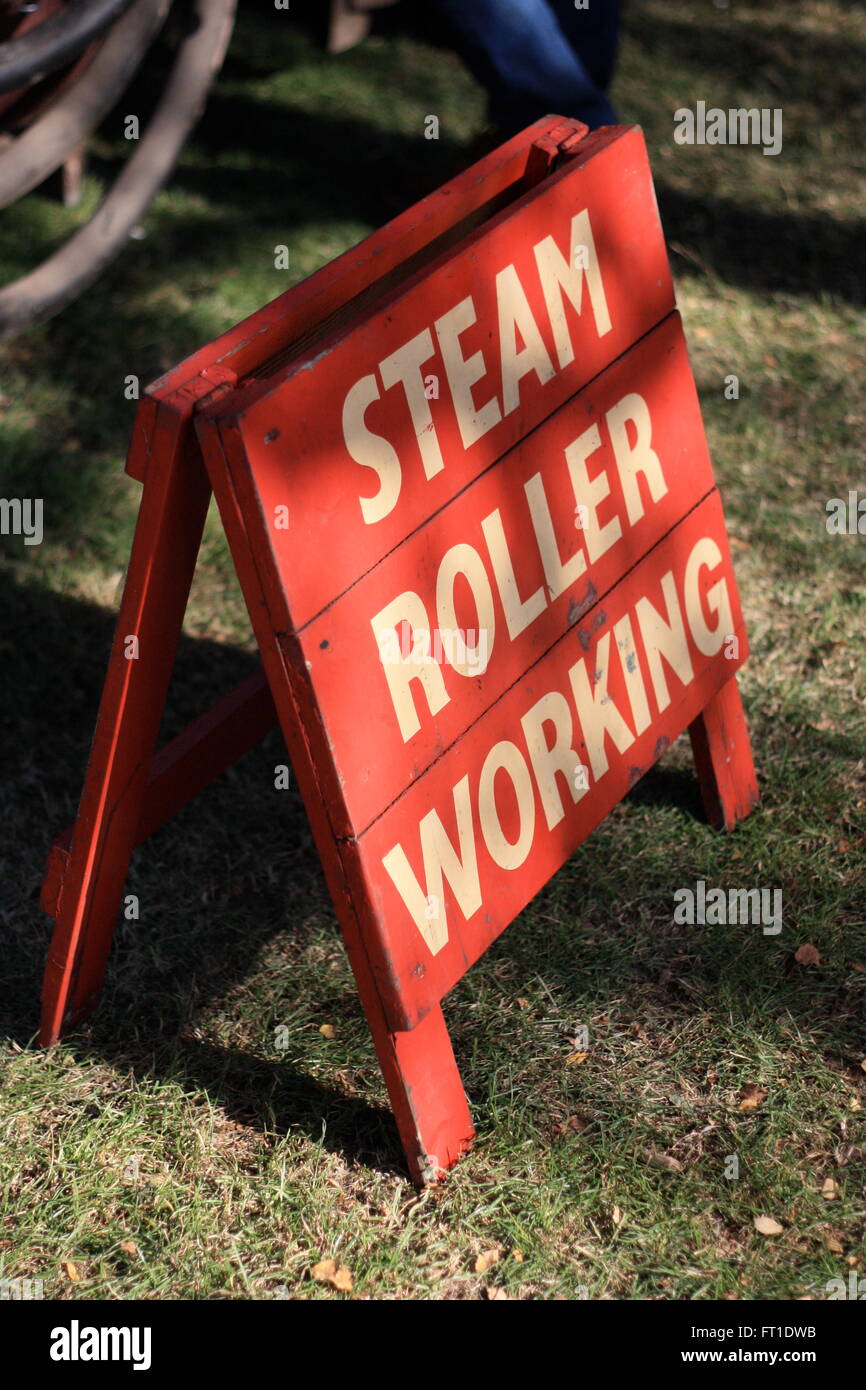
xmin=524 ymin=118 xmax=590 ymax=186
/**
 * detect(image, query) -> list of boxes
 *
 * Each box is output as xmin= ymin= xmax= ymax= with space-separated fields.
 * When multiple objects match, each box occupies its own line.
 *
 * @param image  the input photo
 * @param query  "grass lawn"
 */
xmin=0 ymin=0 xmax=864 ymax=1300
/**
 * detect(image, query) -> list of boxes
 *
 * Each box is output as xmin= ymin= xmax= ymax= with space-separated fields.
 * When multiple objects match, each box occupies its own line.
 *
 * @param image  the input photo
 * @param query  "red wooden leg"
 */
xmin=364 ymin=997 xmax=474 ymax=1184
xmin=688 ymin=675 xmax=758 ymax=831
xmin=319 ymin=874 xmax=473 ymax=1185
xmin=39 ymin=440 xmax=212 ymax=1044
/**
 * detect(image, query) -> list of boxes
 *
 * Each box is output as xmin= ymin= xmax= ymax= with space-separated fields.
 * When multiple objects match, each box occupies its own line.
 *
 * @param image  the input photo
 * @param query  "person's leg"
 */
xmin=433 ymin=0 xmax=617 ymax=134
xmin=552 ymin=0 xmax=621 ymax=93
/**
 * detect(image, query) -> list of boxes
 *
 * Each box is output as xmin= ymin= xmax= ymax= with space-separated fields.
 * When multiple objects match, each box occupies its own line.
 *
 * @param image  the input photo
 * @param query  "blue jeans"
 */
xmin=433 ymin=0 xmax=620 ymax=133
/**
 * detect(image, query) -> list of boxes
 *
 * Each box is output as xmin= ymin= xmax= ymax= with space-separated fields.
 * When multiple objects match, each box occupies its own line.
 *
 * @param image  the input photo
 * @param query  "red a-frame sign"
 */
xmin=39 ymin=117 xmax=758 ymax=1184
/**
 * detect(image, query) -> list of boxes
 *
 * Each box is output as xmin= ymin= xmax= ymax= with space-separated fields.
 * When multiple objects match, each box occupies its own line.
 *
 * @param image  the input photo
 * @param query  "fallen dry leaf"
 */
xmin=319 ymin=1023 xmax=336 ymax=1039
xmin=794 ymin=944 xmax=821 ymax=967
xmin=849 ymin=1097 xmax=862 ymax=1112
xmin=486 ymin=1286 xmax=509 ymax=1300
xmin=119 ymin=1241 xmax=137 ymax=1256
xmin=754 ymin=1215 xmax=784 ymax=1236
xmin=511 ymin=1248 xmax=524 ymax=1263
xmin=822 ymin=1178 xmax=839 ymax=1201
xmin=738 ymin=1083 xmax=768 ymax=1111
xmin=311 ymin=1257 xmax=353 ymax=1292
xmin=612 ymin=1205 xmax=623 ymax=1226
xmin=61 ymin=1261 xmax=80 ymax=1282
xmin=474 ymin=1249 xmax=500 ymax=1274
xmin=649 ymin=1151 xmax=683 ymax=1173
xmin=565 ymin=1051 xmax=588 ymax=1066
xmin=516 ymin=998 xmax=529 ymax=1010
xmin=824 ymin=1235 xmax=844 ymax=1254
xmin=564 ymin=1113 xmax=588 ymax=1133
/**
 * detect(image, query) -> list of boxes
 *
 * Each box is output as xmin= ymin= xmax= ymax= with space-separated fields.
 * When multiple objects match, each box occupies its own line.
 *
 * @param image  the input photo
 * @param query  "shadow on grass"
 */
xmin=656 ymin=183 xmax=865 ymax=308
xmin=3 ymin=567 xmax=864 ymax=1177
xmin=625 ymin=2 xmax=866 ymax=115
xmin=0 ymin=568 xmax=410 ymax=1171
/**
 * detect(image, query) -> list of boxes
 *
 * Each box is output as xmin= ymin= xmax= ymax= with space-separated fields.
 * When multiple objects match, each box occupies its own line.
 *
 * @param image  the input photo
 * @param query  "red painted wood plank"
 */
xmin=202 ymin=124 xmax=674 ymax=631
xmin=291 ymin=312 xmax=713 ymax=834
xmin=342 ymin=491 xmax=748 ymax=1031
xmin=126 ymin=115 xmax=591 ymax=482
xmin=689 ymin=675 xmax=759 ymax=830
xmin=136 ymin=667 xmax=275 ymax=842
xmin=197 ymin=416 xmax=473 ymax=1185
xmin=378 ymin=1005 xmax=475 ymax=1182
xmin=41 ymin=667 xmax=277 ymax=919
xmin=39 ymin=434 xmax=213 ymax=1045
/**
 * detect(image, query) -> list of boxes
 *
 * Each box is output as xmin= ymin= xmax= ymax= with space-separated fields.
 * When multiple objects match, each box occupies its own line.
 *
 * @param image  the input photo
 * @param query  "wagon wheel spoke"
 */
xmin=0 ymin=0 xmax=138 ymax=95
xmin=0 ymin=0 xmax=236 ymax=336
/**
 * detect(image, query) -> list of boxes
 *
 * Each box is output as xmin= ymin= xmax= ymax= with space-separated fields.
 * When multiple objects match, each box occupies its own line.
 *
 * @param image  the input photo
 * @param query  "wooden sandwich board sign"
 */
xmin=39 ymin=116 xmax=758 ymax=1184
